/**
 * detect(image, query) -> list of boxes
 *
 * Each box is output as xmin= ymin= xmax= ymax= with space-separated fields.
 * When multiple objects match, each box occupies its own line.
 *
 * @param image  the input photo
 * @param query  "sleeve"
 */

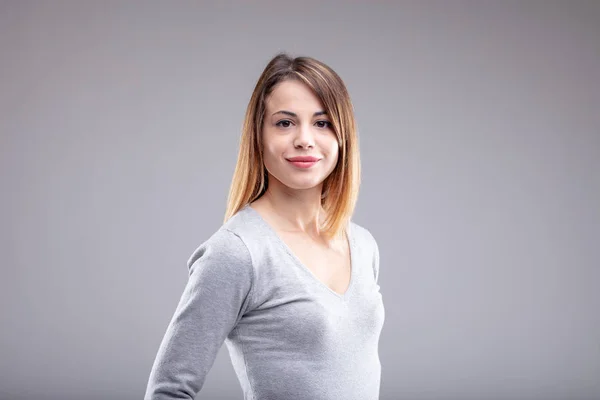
xmin=144 ymin=228 xmax=255 ymax=400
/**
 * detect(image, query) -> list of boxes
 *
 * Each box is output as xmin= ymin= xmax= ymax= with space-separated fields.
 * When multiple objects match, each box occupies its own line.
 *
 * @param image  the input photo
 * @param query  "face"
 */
xmin=261 ymin=79 xmax=339 ymax=193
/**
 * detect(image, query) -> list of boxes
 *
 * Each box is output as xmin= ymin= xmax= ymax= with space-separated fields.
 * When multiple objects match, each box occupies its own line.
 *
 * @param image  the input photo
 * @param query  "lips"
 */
xmin=286 ymin=156 xmax=320 ymax=169
xmin=286 ymin=156 xmax=321 ymax=162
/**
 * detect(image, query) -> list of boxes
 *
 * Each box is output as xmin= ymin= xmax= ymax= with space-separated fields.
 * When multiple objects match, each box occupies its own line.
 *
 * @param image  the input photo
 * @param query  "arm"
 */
xmin=144 ymin=228 xmax=254 ymax=399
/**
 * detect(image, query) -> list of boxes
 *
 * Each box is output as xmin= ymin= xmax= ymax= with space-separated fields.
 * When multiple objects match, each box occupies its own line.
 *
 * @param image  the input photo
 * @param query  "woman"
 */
xmin=145 ymin=53 xmax=385 ymax=400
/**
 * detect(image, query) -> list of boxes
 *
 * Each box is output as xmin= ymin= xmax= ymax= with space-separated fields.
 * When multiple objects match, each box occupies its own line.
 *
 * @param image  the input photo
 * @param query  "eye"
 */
xmin=275 ymin=120 xmax=293 ymax=128
xmin=316 ymin=120 xmax=332 ymax=129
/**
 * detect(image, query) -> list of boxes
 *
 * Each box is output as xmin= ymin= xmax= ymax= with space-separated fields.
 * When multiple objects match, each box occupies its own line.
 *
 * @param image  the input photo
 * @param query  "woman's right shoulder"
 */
xmin=185 ymin=206 xmax=259 ymax=271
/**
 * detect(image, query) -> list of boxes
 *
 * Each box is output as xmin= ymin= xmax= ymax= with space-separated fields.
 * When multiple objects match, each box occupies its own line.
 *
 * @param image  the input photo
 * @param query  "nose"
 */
xmin=293 ymin=123 xmax=315 ymax=149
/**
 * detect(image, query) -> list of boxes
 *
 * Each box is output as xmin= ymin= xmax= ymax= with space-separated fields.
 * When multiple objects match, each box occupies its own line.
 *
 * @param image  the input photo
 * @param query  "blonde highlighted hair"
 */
xmin=224 ymin=52 xmax=361 ymax=241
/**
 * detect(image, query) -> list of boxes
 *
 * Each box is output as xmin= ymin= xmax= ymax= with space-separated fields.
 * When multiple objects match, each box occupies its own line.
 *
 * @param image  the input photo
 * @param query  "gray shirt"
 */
xmin=145 ymin=204 xmax=385 ymax=400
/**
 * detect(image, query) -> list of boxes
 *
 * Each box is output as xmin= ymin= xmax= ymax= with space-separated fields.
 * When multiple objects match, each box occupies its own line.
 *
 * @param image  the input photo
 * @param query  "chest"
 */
xmin=277 ymin=231 xmax=352 ymax=296
xmin=236 ymin=234 xmax=384 ymax=357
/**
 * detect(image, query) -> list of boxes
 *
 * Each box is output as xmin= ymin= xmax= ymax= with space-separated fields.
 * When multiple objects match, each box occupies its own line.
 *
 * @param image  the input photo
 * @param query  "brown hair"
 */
xmin=224 ymin=52 xmax=361 ymax=241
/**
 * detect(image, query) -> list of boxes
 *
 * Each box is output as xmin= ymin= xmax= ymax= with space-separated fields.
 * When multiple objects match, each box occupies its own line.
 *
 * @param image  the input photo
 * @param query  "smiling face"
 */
xmin=261 ymin=79 xmax=340 ymax=193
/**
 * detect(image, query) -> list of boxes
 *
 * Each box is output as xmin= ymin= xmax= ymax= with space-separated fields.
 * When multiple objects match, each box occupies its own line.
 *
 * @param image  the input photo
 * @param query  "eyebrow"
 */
xmin=271 ymin=110 xmax=328 ymax=118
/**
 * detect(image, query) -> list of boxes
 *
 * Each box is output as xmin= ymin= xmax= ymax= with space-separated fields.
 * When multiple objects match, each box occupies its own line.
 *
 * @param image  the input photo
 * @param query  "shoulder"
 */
xmin=349 ymin=220 xmax=380 ymax=281
xmin=183 ymin=225 xmax=257 ymax=318
xmin=217 ymin=205 xmax=276 ymax=264
xmin=186 ymin=227 xmax=251 ymax=269
xmin=185 ymin=206 xmax=269 ymax=276
xmin=348 ymin=220 xmax=379 ymax=254
xmin=184 ymin=225 xmax=256 ymax=304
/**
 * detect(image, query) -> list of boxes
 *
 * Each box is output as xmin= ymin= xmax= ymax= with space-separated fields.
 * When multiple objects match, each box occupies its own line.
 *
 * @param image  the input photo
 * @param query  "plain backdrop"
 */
xmin=1 ymin=1 xmax=599 ymax=399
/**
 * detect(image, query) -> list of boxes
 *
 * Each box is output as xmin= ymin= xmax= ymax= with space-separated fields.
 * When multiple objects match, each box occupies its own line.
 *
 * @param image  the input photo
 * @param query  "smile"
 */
xmin=287 ymin=159 xmax=319 ymax=169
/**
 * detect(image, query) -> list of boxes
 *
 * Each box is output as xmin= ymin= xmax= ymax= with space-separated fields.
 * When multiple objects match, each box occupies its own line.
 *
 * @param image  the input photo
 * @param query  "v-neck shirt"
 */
xmin=248 ymin=205 xmax=355 ymax=300
xmin=145 ymin=204 xmax=385 ymax=400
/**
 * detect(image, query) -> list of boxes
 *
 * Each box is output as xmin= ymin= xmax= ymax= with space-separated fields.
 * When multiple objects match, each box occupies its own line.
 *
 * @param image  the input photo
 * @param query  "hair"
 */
xmin=224 ymin=52 xmax=361 ymax=241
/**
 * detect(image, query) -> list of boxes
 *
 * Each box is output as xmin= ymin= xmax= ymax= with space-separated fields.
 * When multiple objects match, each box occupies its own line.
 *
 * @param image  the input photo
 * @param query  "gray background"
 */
xmin=1 ymin=1 xmax=599 ymax=399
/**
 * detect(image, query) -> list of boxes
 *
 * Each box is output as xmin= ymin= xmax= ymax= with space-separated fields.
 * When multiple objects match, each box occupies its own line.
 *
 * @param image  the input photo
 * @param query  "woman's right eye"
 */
xmin=275 ymin=120 xmax=292 ymax=128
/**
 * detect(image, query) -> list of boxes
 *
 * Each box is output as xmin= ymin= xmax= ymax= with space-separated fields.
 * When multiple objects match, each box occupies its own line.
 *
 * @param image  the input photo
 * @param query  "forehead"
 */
xmin=265 ymin=80 xmax=324 ymax=111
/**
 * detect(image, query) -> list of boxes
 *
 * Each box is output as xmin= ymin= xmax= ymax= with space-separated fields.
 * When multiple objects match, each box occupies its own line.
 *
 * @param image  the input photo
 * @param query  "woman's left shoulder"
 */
xmin=348 ymin=220 xmax=378 ymax=249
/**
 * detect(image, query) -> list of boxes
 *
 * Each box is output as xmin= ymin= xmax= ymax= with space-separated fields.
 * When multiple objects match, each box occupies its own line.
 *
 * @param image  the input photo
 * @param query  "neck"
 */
xmin=260 ymin=184 xmax=326 ymax=236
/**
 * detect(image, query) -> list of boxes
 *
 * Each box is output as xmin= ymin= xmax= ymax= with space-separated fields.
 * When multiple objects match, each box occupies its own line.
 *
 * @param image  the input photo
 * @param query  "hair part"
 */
xmin=224 ymin=52 xmax=361 ymax=241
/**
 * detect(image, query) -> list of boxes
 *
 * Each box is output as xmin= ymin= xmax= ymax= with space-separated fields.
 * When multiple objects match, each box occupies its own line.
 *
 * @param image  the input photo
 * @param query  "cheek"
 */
xmin=262 ymin=130 xmax=284 ymax=152
xmin=330 ymin=149 xmax=340 ymax=170
xmin=262 ymin=140 xmax=286 ymax=172
xmin=326 ymin=138 xmax=340 ymax=162
xmin=261 ymin=132 xmax=278 ymax=156
xmin=263 ymin=142 xmax=284 ymax=164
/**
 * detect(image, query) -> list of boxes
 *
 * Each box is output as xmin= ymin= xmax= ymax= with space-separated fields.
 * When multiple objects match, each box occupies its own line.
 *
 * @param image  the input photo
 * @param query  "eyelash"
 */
xmin=275 ymin=120 xmax=332 ymax=129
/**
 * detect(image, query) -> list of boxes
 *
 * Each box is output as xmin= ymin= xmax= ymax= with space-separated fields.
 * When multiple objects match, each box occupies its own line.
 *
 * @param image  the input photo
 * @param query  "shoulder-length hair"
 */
xmin=224 ymin=52 xmax=361 ymax=241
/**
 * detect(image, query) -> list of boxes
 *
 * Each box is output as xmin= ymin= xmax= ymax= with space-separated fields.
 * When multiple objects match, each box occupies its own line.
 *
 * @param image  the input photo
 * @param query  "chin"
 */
xmin=274 ymin=175 xmax=325 ymax=191
xmin=283 ymin=181 xmax=323 ymax=191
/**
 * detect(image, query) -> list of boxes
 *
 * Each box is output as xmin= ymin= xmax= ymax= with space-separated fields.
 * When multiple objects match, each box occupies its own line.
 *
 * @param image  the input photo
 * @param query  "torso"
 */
xmin=249 ymin=201 xmax=352 ymax=296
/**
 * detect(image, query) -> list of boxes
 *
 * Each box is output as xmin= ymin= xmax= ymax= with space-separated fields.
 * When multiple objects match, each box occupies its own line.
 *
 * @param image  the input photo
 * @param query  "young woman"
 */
xmin=145 ymin=53 xmax=385 ymax=400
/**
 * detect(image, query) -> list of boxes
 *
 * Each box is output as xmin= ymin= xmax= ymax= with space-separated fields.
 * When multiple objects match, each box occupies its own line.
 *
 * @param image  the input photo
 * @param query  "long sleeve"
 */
xmin=144 ymin=228 xmax=255 ymax=399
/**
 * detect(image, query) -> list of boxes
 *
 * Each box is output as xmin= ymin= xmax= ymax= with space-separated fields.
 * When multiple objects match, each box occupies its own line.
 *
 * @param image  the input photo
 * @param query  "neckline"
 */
xmin=243 ymin=204 xmax=356 ymax=301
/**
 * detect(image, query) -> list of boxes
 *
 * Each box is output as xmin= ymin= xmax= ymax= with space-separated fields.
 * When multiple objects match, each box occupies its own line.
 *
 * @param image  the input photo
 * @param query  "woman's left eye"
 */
xmin=316 ymin=121 xmax=331 ymax=129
